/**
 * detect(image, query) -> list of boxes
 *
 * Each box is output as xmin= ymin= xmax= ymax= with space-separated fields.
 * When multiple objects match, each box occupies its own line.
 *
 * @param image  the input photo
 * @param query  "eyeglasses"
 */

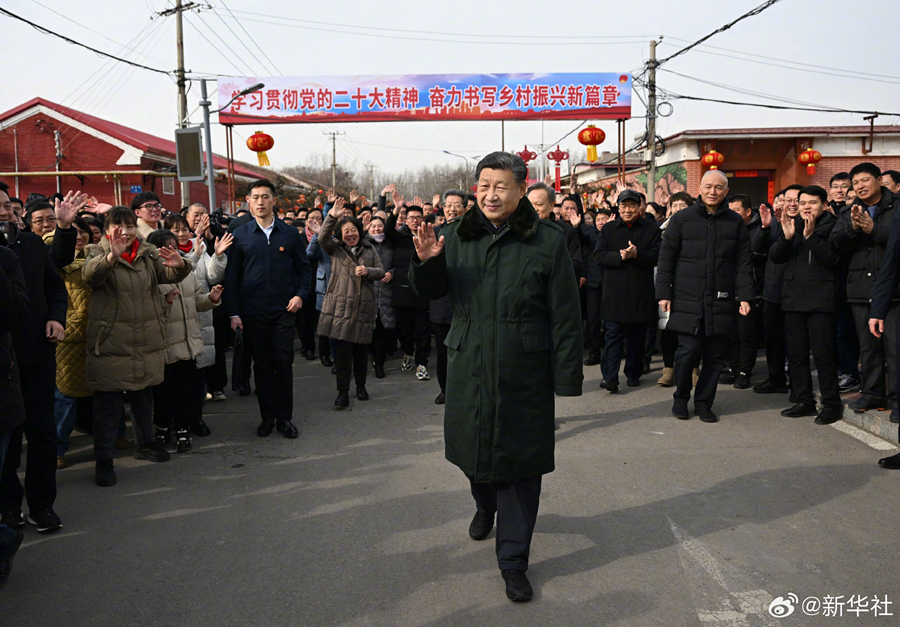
xmin=30 ymin=216 xmax=58 ymax=226
xmin=140 ymin=203 xmax=163 ymax=211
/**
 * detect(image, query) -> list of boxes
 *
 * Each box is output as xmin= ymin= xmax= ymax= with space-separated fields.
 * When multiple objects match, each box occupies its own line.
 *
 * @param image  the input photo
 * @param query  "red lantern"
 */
xmin=701 ymin=149 xmax=725 ymax=170
xmin=246 ymin=131 xmax=274 ymax=167
xmin=578 ymin=125 xmax=606 ymax=162
xmin=798 ymin=148 xmax=822 ymax=175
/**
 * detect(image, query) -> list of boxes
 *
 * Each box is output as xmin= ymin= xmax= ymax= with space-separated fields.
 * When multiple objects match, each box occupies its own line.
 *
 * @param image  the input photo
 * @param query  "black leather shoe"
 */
xmin=501 ymin=569 xmax=533 ymax=602
xmin=891 ymin=407 xmax=899 ymax=424
xmin=468 ymin=510 xmax=494 ymax=540
xmin=849 ymin=397 xmax=887 ymax=412
xmin=733 ymin=374 xmax=752 ymax=389
xmin=672 ymin=399 xmax=690 ymax=419
xmin=356 ymin=387 xmax=369 ymax=401
xmin=237 ymin=381 xmax=251 ymax=397
xmin=695 ymin=406 xmax=719 ymax=423
xmin=599 ymin=379 xmax=619 ymax=393
xmin=814 ymin=406 xmax=843 ymax=425
xmin=191 ymin=417 xmax=211 ymax=437
xmin=257 ymin=419 xmax=275 ymax=437
xmin=304 ymin=349 xmax=316 ymax=361
xmin=626 ymin=378 xmax=640 ymax=387
xmin=95 ymin=459 xmax=116 ymax=487
xmin=642 ymin=359 xmax=651 ymax=375
xmin=583 ymin=355 xmax=601 ymax=366
xmin=781 ymin=402 xmax=817 ymax=418
xmin=278 ymin=420 xmax=298 ymax=438
xmin=335 ymin=391 xmax=349 ymax=408
xmin=719 ymin=369 xmax=737 ymax=384
xmin=878 ymin=452 xmax=900 ymax=469
xmin=753 ymin=380 xmax=789 ymax=394
xmin=435 ymin=392 xmax=445 ymax=405
xmin=320 ymin=353 xmax=333 ymax=368
xmin=374 ymin=363 xmax=386 ymax=379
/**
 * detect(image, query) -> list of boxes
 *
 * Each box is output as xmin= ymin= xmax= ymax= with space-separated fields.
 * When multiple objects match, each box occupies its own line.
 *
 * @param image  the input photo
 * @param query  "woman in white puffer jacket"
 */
xmin=164 ymin=215 xmax=232 ymax=436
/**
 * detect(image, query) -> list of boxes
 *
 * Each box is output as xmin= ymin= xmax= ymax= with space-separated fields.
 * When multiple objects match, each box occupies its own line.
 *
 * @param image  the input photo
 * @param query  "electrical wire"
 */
xmin=218 ymin=0 xmax=282 ymax=74
xmin=657 ymin=0 xmax=784 ymax=66
xmin=209 ymin=8 xmax=277 ymax=75
xmin=215 ymin=13 xmax=651 ymax=46
xmin=224 ymin=9 xmax=651 ymax=41
xmin=186 ymin=12 xmax=255 ymax=76
xmin=0 ymin=6 xmax=172 ymax=74
xmin=663 ymin=91 xmax=900 ymax=117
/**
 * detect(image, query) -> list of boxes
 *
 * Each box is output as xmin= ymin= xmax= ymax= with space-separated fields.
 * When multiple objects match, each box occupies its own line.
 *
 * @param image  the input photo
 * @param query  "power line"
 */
xmin=185 ymin=12 xmax=255 ymax=76
xmin=0 ymin=6 xmax=172 ymax=75
xmin=664 ymin=91 xmax=900 ymax=117
xmin=216 ymin=13 xmax=651 ymax=46
xmin=224 ymin=9 xmax=651 ymax=41
xmin=217 ymin=0 xmax=282 ymax=74
xmin=658 ymin=0 xmax=785 ymax=66
xmin=209 ymin=8 xmax=277 ymax=75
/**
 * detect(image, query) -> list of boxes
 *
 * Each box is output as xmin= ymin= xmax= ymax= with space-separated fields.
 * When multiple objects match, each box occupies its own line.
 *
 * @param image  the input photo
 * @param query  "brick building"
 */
xmin=0 ymin=97 xmax=262 ymax=209
xmin=577 ymin=125 xmax=900 ymax=207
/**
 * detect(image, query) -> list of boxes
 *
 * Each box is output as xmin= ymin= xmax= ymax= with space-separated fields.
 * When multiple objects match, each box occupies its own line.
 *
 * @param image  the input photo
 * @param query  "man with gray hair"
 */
xmin=410 ymin=151 xmax=583 ymax=602
xmin=527 ymin=182 xmax=585 ymax=282
xmin=656 ymin=170 xmax=754 ymax=423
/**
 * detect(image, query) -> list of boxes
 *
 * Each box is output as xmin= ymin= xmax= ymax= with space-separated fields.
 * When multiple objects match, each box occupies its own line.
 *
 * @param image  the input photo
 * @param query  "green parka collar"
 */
xmin=457 ymin=196 xmax=541 ymax=243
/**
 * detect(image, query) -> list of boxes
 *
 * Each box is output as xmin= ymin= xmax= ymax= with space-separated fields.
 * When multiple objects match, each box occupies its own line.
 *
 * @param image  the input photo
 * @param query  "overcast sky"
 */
xmin=3 ymin=0 xmax=897 ymax=181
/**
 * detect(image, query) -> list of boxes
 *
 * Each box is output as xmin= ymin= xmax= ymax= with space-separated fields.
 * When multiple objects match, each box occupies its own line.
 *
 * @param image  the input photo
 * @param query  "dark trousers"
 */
xmin=335 ymin=340 xmax=368 ymax=391
xmin=762 ymin=300 xmax=787 ymax=386
xmin=395 ymin=306 xmax=431 ymax=367
xmin=319 ymin=334 xmax=334 ymax=359
xmin=0 ymin=430 xmax=15 ymax=550
xmin=852 ymin=303 xmax=898 ymax=405
xmin=0 ymin=359 xmax=57 ymax=512
xmin=153 ymin=359 xmax=200 ymax=431
xmin=585 ymin=285 xmax=602 ymax=360
xmin=601 ymin=321 xmax=645 ymax=383
xmin=837 ymin=302 xmax=860 ymax=377
xmin=784 ymin=311 xmax=840 ymax=408
xmin=644 ymin=322 xmax=657 ymax=362
xmin=469 ymin=474 xmax=542 ymax=571
xmin=296 ymin=297 xmax=319 ymax=354
xmin=661 ymin=329 xmax=679 ymax=368
xmin=727 ymin=300 xmax=761 ymax=375
xmin=433 ymin=322 xmax=450 ymax=393
xmin=371 ymin=316 xmax=390 ymax=368
xmin=673 ymin=326 xmax=728 ymax=409
xmin=206 ymin=305 xmax=229 ymax=393
xmin=244 ymin=312 xmax=296 ymax=422
xmin=93 ymin=388 xmax=154 ymax=461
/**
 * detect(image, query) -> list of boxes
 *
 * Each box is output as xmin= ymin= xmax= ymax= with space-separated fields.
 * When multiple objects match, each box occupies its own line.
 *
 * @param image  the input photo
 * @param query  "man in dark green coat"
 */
xmin=409 ymin=151 xmax=583 ymax=603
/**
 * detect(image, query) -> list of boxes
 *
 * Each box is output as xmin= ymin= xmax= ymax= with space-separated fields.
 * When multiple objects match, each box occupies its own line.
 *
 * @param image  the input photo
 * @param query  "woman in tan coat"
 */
xmin=82 ymin=207 xmax=191 ymax=487
xmin=147 ymin=229 xmax=222 ymax=453
xmin=317 ymin=198 xmax=385 ymax=407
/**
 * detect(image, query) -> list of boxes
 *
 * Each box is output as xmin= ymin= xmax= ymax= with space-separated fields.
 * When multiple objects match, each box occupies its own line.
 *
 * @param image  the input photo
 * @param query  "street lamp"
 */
xmin=443 ymin=150 xmax=473 ymax=193
xmin=199 ymin=81 xmax=264 ymax=212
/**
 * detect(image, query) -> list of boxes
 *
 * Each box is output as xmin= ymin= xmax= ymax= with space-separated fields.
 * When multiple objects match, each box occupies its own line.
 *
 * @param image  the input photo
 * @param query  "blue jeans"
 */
xmin=55 ymin=388 xmax=78 ymax=456
xmin=601 ymin=321 xmax=646 ymax=383
xmin=0 ymin=430 xmax=15 ymax=551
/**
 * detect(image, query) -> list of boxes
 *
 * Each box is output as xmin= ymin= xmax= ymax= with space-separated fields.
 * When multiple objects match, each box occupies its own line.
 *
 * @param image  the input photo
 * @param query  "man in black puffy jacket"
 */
xmin=769 ymin=186 xmax=842 ymax=425
xmin=831 ymin=162 xmax=900 ymax=416
xmin=656 ymin=170 xmax=754 ymax=423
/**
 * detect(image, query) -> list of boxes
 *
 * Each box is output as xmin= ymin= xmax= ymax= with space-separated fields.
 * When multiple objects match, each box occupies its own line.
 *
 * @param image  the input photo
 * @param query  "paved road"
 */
xmin=3 ymin=350 xmax=899 ymax=626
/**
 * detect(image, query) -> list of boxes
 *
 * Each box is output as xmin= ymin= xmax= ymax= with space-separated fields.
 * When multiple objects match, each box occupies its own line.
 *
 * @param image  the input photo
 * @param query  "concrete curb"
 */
xmin=839 ymin=403 xmax=898 ymax=444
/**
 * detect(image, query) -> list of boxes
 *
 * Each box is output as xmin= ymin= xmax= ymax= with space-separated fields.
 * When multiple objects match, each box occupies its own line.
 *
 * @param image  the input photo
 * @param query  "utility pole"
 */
xmin=647 ymin=38 xmax=659 ymax=203
xmin=366 ymin=164 xmax=377 ymax=201
xmin=159 ymin=0 xmax=201 ymax=206
xmin=323 ymin=131 xmax=346 ymax=188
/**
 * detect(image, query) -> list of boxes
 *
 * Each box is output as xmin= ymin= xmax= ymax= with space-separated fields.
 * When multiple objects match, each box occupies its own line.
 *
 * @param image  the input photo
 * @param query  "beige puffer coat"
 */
xmin=43 ymin=232 xmax=92 ymax=397
xmin=317 ymin=213 xmax=385 ymax=344
xmin=183 ymin=246 xmax=226 ymax=369
xmin=159 ymin=266 xmax=219 ymax=365
xmin=82 ymin=237 xmax=192 ymax=392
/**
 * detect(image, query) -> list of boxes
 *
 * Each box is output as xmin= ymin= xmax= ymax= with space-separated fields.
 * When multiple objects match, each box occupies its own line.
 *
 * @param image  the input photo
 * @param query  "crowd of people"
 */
xmin=2 ymin=153 xmax=900 ymax=599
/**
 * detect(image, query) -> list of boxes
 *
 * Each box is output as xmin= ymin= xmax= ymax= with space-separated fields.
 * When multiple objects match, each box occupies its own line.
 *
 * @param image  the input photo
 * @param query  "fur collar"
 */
xmin=456 ymin=197 xmax=541 ymax=242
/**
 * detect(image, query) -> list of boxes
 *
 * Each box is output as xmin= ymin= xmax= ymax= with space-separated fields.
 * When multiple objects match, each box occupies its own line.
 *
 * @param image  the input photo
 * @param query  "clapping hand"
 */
xmin=780 ymin=206 xmax=796 ymax=239
xmin=159 ymin=246 xmax=186 ymax=268
xmin=413 ymin=222 xmax=445 ymax=261
xmin=851 ymin=206 xmax=874 ymax=234
xmin=355 ymin=265 xmax=368 ymax=277
xmin=802 ymin=213 xmax=815 ymax=239
xmin=196 ymin=213 xmax=211 ymax=238
xmin=214 ymin=232 xmax=234 ymax=256
xmin=620 ymin=241 xmax=637 ymax=260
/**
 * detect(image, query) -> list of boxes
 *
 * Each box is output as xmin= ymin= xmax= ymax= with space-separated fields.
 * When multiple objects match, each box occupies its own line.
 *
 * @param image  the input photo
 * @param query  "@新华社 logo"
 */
xmin=769 ymin=594 xmax=799 ymax=618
